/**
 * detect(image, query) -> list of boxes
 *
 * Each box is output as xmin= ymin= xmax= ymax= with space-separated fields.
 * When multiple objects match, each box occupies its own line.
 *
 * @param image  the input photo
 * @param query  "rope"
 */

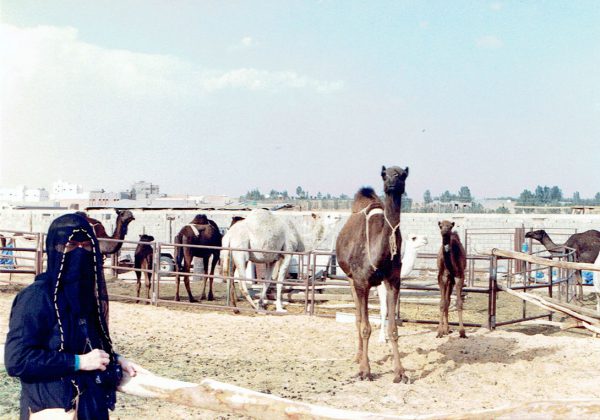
xmin=359 ymin=206 xmax=401 ymax=271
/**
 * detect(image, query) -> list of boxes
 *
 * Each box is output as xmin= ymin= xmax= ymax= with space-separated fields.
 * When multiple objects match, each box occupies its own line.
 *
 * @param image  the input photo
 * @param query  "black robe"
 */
xmin=5 ymin=213 xmax=118 ymax=420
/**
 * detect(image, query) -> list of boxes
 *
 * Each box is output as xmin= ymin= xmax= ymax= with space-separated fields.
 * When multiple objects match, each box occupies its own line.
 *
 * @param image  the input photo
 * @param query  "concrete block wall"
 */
xmin=1 ymin=209 xmax=599 ymax=263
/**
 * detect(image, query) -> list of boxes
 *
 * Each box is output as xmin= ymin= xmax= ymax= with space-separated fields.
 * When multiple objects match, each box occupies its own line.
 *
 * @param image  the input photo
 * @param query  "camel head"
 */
xmin=381 ymin=165 xmax=409 ymax=195
xmin=406 ymin=234 xmax=428 ymax=250
xmin=308 ymin=212 xmax=344 ymax=250
xmin=139 ymin=234 xmax=154 ymax=243
xmin=438 ymin=220 xmax=455 ymax=236
xmin=525 ymin=230 xmax=547 ymax=242
xmin=116 ymin=209 xmax=135 ymax=225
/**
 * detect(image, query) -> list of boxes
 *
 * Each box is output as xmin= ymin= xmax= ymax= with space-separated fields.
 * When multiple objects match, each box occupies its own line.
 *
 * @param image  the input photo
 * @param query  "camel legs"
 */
xmin=258 ymin=263 xmax=276 ymax=310
xmin=355 ymin=285 xmax=372 ymax=380
xmin=232 ymin=251 xmax=258 ymax=310
xmin=377 ymin=284 xmax=388 ymax=343
xmin=274 ymin=254 xmax=292 ymax=312
xmin=455 ymin=276 xmax=467 ymax=338
xmin=135 ymin=269 xmax=142 ymax=304
xmin=207 ymin=252 xmax=219 ymax=301
xmin=385 ymin=278 xmax=407 ymax=383
xmin=199 ymin=257 xmax=213 ymax=301
xmin=175 ymin=248 xmax=197 ymax=302
xmin=350 ymin=285 xmax=363 ymax=364
xmin=437 ymin=272 xmax=452 ymax=338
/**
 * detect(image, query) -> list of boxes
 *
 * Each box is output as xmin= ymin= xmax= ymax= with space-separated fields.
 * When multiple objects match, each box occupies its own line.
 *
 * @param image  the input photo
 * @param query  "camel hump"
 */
xmin=351 ymin=187 xmax=383 ymax=213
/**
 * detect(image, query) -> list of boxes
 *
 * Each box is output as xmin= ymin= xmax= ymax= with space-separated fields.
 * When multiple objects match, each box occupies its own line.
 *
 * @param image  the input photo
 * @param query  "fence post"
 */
xmin=36 ymin=233 xmax=44 ymax=275
xmin=487 ymin=255 xmax=497 ymax=330
xmin=152 ymin=242 xmax=160 ymax=306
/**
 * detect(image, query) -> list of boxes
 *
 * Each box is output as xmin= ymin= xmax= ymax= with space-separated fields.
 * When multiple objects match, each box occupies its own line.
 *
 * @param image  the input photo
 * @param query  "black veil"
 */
xmin=43 ymin=213 xmax=113 ymax=353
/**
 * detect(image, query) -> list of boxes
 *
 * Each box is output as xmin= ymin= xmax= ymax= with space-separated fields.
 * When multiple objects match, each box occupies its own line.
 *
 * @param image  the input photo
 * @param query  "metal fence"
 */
xmin=0 ymin=229 xmax=588 ymax=331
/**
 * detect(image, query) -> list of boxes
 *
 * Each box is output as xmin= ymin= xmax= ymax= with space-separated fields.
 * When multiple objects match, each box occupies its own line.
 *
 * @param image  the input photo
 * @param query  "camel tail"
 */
xmin=174 ymin=234 xmax=185 ymax=271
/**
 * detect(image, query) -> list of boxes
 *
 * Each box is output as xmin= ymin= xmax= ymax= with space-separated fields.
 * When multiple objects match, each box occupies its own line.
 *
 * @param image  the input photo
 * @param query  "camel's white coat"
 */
xmin=221 ymin=209 xmax=342 ymax=312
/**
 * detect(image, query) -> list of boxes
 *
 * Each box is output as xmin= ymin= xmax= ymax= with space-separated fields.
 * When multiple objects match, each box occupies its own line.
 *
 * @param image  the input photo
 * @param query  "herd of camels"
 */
xmin=39 ymin=165 xmax=599 ymax=382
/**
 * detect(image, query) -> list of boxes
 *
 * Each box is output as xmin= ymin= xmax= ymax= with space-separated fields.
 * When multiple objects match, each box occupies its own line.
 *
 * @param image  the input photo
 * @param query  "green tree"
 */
xmin=244 ymin=188 xmax=264 ymax=200
xmin=423 ymin=190 xmax=432 ymax=204
xmin=550 ymin=186 xmax=562 ymax=202
xmin=440 ymin=190 xmax=453 ymax=202
xmin=518 ymin=189 xmax=535 ymax=205
xmin=296 ymin=186 xmax=304 ymax=199
xmin=458 ymin=186 xmax=472 ymax=203
xmin=572 ymin=191 xmax=581 ymax=204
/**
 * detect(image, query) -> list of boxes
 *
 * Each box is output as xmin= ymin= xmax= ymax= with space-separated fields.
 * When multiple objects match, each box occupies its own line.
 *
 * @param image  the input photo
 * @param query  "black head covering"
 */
xmin=43 ymin=213 xmax=113 ymax=354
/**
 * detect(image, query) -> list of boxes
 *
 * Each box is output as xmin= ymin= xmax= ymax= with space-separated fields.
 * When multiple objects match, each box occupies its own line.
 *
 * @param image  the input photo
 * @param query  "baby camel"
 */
xmin=436 ymin=220 xmax=467 ymax=338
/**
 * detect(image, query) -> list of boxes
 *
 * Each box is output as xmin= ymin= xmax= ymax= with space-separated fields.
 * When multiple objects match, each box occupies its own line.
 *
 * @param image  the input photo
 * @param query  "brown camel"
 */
xmin=134 ymin=234 xmax=154 ymax=304
xmin=174 ymin=214 xmax=222 ymax=302
xmin=79 ymin=209 xmax=135 ymax=255
xmin=335 ymin=165 xmax=409 ymax=383
xmin=436 ymin=220 xmax=467 ymax=338
xmin=525 ymin=229 xmax=600 ymax=302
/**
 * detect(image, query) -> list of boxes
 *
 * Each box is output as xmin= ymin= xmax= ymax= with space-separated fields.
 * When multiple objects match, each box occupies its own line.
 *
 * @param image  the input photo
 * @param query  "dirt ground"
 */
xmin=2 ymin=278 xmax=600 ymax=419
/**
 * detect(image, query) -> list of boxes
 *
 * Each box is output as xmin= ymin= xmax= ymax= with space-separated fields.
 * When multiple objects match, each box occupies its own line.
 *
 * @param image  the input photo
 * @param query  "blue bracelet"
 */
xmin=74 ymin=355 xmax=80 ymax=371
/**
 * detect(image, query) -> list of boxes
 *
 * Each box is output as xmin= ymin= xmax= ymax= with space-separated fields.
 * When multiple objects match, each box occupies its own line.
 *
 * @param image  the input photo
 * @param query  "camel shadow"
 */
xmin=414 ymin=333 xmax=558 ymax=380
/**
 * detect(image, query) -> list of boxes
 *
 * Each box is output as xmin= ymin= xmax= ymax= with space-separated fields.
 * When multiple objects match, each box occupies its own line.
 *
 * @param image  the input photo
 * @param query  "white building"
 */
xmin=0 ymin=185 xmax=49 ymax=203
xmin=51 ymin=180 xmax=88 ymax=200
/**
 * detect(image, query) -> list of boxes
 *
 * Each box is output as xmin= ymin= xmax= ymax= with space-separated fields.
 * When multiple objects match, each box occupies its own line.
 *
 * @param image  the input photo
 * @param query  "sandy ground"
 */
xmin=2 ymin=280 xmax=600 ymax=420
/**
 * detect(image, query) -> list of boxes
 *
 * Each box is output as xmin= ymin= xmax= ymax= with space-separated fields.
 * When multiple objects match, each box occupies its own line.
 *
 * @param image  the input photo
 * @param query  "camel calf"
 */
xmin=135 ymin=234 xmax=154 ymax=304
xmin=436 ymin=220 xmax=467 ymax=338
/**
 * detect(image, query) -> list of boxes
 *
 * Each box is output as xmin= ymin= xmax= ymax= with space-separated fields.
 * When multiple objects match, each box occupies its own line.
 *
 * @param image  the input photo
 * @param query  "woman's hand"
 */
xmin=117 ymin=355 xmax=138 ymax=377
xmin=79 ymin=349 xmax=110 ymax=371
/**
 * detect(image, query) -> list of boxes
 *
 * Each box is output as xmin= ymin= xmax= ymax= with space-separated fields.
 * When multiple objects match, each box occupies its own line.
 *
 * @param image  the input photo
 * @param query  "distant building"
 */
xmin=0 ymin=186 xmax=49 ymax=203
xmin=131 ymin=181 xmax=160 ymax=200
xmin=51 ymin=180 xmax=87 ymax=200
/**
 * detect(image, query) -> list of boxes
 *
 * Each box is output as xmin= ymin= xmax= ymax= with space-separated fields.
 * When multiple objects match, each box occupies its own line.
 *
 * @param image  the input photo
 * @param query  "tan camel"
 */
xmin=80 ymin=209 xmax=135 ymax=255
xmin=174 ymin=214 xmax=222 ymax=303
xmin=525 ymin=229 xmax=600 ymax=303
xmin=134 ymin=234 xmax=154 ymax=304
xmin=336 ymin=165 xmax=409 ymax=383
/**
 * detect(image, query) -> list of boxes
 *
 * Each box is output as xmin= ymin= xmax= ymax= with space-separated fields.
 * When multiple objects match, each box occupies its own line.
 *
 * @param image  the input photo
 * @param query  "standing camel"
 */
xmin=525 ymin=229 xmax=600 ymax=303
xmin=336 ymin=165 xmax=409 ymax=383
xmin=221 ymin=210 xmax=341 ymax=312
xmin=377 ymin=234 xmax=428 ymax=343
xmin=221 ymin=210 xmax=304 ymax=313
xmin=436 ymin=220 xmax=467 ymax=338
xmin=80 ymin=209 xmax=135 ymax=255
xmin=134 ymin=234 xmax=154 ymax=304
xmin=174 ymin=214 xmax=222 ymax=303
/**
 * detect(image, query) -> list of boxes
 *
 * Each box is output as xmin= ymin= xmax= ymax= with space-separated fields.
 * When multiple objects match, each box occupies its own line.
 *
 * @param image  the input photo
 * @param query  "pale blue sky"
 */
xmin=1 ymin=1 xmax=599 ymax=200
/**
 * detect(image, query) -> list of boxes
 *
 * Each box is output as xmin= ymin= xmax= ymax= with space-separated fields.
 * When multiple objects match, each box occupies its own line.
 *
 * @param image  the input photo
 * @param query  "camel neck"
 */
xmin=112 ymin=219 xmax=127 ymax=239
xmin=383 ymin=193 xmax=402 ymax=228
xmin=442 ymin=233 xmax=453 ymax=246
xmin=541 ymin=234 xmax=560 ymax=249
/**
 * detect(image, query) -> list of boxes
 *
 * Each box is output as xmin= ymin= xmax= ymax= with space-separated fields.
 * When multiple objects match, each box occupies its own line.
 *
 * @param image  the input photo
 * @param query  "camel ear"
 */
xmin=451 ymin=222 xmax=455 ymax=228
xmin=438 ymin=221 xmax=442 ymax=228
xmin=381 ymin=166 xmax=387 ymax=179
xmin=403 ymin=167 xmax=409 ymax=179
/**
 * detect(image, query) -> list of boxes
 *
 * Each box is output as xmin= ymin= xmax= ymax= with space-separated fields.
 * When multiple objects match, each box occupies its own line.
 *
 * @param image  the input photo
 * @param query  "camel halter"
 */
xmin=360 ymin=206 xmax=401 ymax=271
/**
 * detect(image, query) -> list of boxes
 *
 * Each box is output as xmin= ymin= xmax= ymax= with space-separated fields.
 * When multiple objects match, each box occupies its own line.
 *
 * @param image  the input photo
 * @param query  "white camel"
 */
xmin=377 ymin=234 xmax=428 ymax=342
xmin=593 ymin=253 xmax=600 ymax=314
xmin=221 ymin=209 xmax=342 ymax=312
